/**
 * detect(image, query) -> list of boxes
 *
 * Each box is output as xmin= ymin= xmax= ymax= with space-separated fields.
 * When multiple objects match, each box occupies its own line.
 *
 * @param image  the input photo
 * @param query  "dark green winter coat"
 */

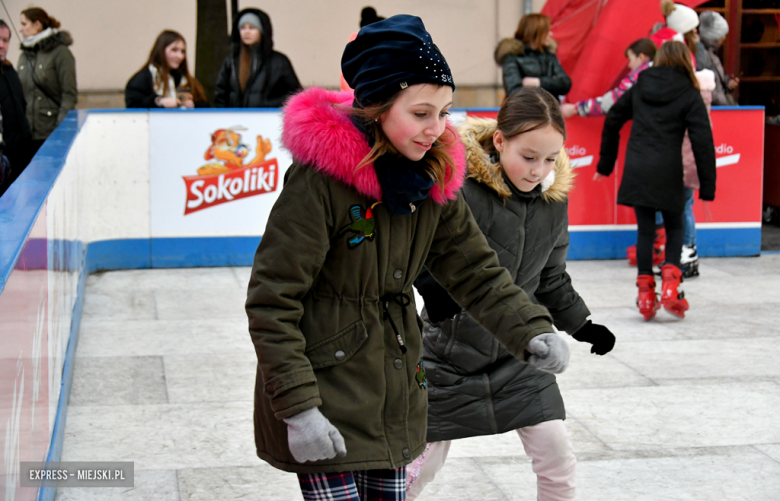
xmin=415 ymin=118 xmax=590 ymax=442
xmin=245 ymin=88 xmax=555 ymax=474
xmin=18 ymin=30 xmax=77 ymax=140
xmin=495 ymin=38 xmax=571 ymax=98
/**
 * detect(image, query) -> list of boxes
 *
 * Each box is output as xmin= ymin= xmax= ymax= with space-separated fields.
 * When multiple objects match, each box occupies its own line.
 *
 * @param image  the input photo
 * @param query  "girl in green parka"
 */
xmin=407 ymin=88 xmax=617 ymax=501
xmin=245 ymin=15 xmax=570 ymax=501
xmin=18 ymin=7 xmax=76 ymax=149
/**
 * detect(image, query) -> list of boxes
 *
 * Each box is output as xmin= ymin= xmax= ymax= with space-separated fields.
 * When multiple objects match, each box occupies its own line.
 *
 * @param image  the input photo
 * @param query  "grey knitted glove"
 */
xmin=525 ymin=333 xmax=570 ymax=374
xmin=283 ymin=407 xmax=347 ymax=463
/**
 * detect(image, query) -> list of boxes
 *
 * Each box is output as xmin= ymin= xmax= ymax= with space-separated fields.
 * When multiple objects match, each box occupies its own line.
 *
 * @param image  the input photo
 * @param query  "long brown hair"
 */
xmin=481 ymin=87 xmax=566 ymax=159
xmin=514 ymin=14 xmax=551 ymax=52
xmin=21 ymin=7 xmax=60 ymax=30
xmin=654 ymin=41 xmax=699 ymax=90
xmin=348 ymin=86 xmax=456 ymax=192
xmin=145 ymin=30 xmax=206 ymax=103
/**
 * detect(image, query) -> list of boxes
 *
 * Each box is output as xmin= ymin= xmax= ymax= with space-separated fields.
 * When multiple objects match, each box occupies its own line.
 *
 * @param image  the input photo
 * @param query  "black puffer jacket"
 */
xmin=494 ymin=38 xmax=571 ymax=98
xmin=597 ymin=66 xmax=716 ymax=212
xmin=214 ymin=8 xmax=301 ymax=108
xmin=415 ymin=118 xmax=590 ymax=442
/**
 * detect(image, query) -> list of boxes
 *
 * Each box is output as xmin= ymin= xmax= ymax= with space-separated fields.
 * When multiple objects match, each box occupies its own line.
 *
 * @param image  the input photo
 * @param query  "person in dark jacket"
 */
xmin=214 ymin=8 xmax=301 ymax=108
xmin=245 ymin=16 xmax=569 ymax=499
xmin=0 ymin=20 xmax=34 ymax=196
xmin=494 ymin=13 xmax=571 ymax=98
xmin=125 ymin=30 xmax=208 ymax=108
xmin=696 ymin=10 xmax=737 ymax=105
xmin=596 ymin=41 xmax=716 ymax=321
xmin=17 ymin=7 xmax=76 ymax=148
xmin=406 ymin=88 xmax=615 ymax=501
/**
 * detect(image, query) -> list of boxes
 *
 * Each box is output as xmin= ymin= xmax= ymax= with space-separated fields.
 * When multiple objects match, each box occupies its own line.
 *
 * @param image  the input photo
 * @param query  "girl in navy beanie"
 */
xmin=246 ymin=14 xmax=569 ymax=500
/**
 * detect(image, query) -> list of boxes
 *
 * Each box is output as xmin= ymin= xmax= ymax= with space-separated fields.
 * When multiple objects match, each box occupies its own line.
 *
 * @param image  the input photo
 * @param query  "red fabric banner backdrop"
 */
xmin=542 ymin=0 xmax=709 ymax=104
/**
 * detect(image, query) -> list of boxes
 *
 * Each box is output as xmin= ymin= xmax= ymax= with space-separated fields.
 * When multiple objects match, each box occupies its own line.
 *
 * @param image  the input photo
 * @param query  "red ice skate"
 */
xmin=660 ymin=264 xmax=689 ymax=318
xmin=636 ymin=275 xmax=661 ymax=321
xmin=627 ymin=227 xmax=666 ymax=266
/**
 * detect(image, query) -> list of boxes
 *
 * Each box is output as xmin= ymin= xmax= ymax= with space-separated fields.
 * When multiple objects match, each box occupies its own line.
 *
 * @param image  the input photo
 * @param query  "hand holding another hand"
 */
xmin=525 ymin=333 xmax=570 ymax=374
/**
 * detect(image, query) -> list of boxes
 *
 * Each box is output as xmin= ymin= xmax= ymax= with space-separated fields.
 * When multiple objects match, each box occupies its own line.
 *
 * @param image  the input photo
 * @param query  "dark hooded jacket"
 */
xmin=0 ymin=61 xmax=33 ymax=170
xmin=494 ymin=38 xmax=571 ymax=98
xmin=415 ymin=118 xmax=589 ymax=442
xmin=17 ymin=30 xmax=77 ymax=140
xmin=214 ymin=8 xmax=301 ymax=108
xmin=597 ymin=66 xmax=716 ymax=212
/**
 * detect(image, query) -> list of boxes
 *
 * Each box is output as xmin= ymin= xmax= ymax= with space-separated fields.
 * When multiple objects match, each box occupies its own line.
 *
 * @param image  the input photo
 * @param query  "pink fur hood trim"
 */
xmin=281 ymin=87 xmax=466 ymax=205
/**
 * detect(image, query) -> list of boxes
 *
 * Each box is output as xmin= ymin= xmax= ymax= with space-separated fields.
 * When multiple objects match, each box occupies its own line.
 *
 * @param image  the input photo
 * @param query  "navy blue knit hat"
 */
xmin=341 ymin=14 xmax=455 ymax=106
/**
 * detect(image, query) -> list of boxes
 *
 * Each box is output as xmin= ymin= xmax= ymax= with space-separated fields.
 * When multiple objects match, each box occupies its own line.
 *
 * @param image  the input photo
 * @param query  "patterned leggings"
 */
xmin=298 ymin=467 xmax=406 ymax=501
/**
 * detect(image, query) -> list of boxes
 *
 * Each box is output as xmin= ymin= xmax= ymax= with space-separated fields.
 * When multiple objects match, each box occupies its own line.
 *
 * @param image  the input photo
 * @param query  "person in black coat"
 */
xmin=494 ymin=13 xmax=571 ymax=98
xmin=0 ymin=20 xmax=34 ymax=197
xmin=126 ymin=30 xmax=208 ymax=108
xmin=596 ymin=41 xmax=716 ymax=321
xmin=213 ymin=8 xmax=301 ymax=108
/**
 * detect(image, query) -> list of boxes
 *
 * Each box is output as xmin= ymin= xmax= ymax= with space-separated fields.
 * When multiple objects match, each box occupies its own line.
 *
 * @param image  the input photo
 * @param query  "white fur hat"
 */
xmin=665 ymin=3 xmax=700 ymax=34
xmin=699 ymin=11 xmax=729 ymax=44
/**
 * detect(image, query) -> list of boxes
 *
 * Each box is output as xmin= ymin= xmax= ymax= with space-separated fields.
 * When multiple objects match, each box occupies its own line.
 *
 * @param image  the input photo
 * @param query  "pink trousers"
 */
xmin=406 ymin=419 xmax=577 ymax=501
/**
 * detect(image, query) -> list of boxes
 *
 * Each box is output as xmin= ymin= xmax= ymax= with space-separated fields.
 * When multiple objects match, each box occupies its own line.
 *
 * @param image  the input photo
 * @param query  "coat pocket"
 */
xmin=305 ymin=320 xmax=368 ymax=370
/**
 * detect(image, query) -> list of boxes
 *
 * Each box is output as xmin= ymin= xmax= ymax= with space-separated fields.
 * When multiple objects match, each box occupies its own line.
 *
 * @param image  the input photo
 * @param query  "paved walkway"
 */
xmin=56 ymin=256 xmax=780 ymax=500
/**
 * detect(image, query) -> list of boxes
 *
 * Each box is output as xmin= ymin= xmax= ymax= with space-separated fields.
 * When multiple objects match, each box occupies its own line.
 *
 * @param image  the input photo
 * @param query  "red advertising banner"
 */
xmin=465 ymin=108 xmax=764 ymax=227
xmin=182 ymin=158 xmax=279 ymax=215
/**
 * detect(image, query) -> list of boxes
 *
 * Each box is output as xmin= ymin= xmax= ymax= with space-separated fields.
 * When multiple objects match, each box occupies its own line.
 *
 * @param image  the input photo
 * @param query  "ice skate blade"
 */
xmin=663 ymin=303 xmax=687 ymax=318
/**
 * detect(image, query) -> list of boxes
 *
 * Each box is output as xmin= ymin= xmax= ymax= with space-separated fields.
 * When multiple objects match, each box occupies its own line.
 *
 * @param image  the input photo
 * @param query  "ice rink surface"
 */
xmin=55 ymin=255 xmax=780 ymax=500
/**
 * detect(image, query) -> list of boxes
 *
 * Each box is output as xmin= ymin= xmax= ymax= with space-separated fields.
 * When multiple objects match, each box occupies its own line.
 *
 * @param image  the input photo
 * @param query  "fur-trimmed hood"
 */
xmin=21 ymin=29 xmax=72 ymax=53
xmin=457 ymin=117 xmax=573 ymax=203
xmin=494 ymin=37 xmax=557 ymax=65
xmin=281 ymin=87 xmax=467 ymax=205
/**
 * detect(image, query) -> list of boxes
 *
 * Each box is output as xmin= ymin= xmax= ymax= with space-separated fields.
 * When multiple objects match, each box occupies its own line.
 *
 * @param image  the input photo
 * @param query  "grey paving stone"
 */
xmin=69 ymin=356 xmax=168 ymax=406
xmin=54 ymin=469 xmax=178 ymax=501
xmin=177 ymin=465 xmax=301 ymax=501
xmin=86 ymin=267 xmax=243 ymax=293
xmin=476 ymin=446 xmax=780 ymax=501
xmin=585 ymin=307 xmax=687 ymax=343
xmin=564 ymin=382 xmax=780 ymax=450
xmin=153 ymin=287 xmax=247 ymax=321
xmin=557 ymin=338 xmax=655 ymax=391
xmin=413 ymin=457 xmax=509 ymax=501
xmin=164 ymin=352 xmax=256 ymax=404
xmin=609 ymin=337 xmax=780 ymax=380
xmin=77 ymin=318 xmax=251 ymax=358
xmin=660 ymin=302 xmax=780 ymax=339
xmin=59 ymin=402 xmax=257 ymax=470
xmin=81 ymin=290 xmax=158 ymax=321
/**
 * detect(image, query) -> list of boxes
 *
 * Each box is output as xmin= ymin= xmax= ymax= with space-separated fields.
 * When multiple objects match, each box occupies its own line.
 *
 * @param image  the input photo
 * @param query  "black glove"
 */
xmin=571 ymin=320 xmax=615 ymax=355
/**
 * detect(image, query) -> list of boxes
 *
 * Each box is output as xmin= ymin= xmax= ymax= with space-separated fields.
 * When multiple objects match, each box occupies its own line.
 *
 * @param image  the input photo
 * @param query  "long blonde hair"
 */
xmin=349 ymin=88 xmax=457 ymax=193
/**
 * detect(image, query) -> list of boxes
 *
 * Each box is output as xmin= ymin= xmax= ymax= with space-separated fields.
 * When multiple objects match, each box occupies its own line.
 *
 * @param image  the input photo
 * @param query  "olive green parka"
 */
xmin=245 ymin=88 xmax=555 ymax=474
xmin=18 ymin=29 xmax=77 ymax=140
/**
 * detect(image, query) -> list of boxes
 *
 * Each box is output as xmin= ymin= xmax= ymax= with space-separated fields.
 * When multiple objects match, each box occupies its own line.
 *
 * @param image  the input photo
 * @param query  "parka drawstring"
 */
xmin=381 ymin=292 xmax=411 ymax=354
